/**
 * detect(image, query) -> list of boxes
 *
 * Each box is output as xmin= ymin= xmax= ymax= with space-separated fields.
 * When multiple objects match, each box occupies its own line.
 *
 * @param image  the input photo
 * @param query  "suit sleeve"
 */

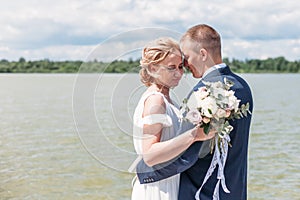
xmin=136 ymin=141 xmax=203 ymax=184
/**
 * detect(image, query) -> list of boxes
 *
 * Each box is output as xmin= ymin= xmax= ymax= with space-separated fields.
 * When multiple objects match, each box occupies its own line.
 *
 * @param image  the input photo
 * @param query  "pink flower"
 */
xmin=186 ymin=109 xmax=202 ymax=125
xmin=215 ymin=108 xmax=227 ymax=119
xmin=225 ymin=110 xmax=231 ymax=118
xmin=202 ymin=117 xmax=211 ymax=124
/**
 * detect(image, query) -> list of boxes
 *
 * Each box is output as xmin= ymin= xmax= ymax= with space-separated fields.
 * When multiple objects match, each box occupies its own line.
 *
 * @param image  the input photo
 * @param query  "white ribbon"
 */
xmin=195 ymin=135 xmax=231 ymax=200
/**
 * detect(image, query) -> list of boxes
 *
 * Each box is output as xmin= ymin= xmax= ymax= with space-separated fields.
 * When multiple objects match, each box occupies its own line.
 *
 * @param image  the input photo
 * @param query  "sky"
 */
xmin=0 ymin=0 xmax=299 ymax=61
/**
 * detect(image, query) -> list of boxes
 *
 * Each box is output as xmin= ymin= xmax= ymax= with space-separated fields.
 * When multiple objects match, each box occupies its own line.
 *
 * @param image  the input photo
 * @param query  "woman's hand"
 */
xmin=192 ymin=126 xmax=216 ymax=142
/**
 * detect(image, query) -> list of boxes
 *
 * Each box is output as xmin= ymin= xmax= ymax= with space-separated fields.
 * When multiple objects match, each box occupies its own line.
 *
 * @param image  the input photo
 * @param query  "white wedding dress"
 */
xmin=130 ymin=91 xmax=182 ymax=200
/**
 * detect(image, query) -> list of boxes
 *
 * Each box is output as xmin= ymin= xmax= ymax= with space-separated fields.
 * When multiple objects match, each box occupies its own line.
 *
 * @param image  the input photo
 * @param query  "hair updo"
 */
xmin=139 ymin=37 xmax=180 ymax=87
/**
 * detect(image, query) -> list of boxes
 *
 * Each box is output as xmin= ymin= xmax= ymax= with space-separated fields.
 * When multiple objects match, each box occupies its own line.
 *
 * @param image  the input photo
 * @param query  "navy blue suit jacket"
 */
xmin=136 ymin=66 xmax=253 ymax=200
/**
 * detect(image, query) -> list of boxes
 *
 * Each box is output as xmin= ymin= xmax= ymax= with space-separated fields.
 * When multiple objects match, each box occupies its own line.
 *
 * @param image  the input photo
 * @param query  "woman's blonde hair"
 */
xmin=139 ymin=37 xmax=180 ymax=87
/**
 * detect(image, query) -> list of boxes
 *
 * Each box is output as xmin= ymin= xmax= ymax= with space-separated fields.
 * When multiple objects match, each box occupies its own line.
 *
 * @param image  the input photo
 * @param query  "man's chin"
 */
xmin=189 ymin=67 xmax=201 ymax=78
xmin=192 ymin=73 xmax=202 ymax=79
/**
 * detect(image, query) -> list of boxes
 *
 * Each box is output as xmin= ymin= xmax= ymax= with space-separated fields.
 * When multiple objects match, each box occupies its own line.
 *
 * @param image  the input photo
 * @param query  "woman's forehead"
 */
xmin=161 ymin=52 xmax=182 ymax=65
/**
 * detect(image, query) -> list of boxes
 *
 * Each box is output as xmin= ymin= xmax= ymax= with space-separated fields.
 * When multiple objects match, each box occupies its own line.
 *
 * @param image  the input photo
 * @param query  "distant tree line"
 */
xmin=223 ymin=57 xmax=300 ymax=73
xmin=0 ymin=56 xmax=299 ymax=73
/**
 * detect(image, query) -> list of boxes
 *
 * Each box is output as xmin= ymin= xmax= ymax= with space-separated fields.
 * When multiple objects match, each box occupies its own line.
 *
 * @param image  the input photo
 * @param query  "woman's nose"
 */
xmin=174 ymin=70 xmax=183 ymax=77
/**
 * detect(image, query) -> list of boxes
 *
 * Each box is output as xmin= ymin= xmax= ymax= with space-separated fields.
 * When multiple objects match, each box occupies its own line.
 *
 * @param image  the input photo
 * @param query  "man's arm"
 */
xmin=136 ymin=141 xmax=203 ymax=184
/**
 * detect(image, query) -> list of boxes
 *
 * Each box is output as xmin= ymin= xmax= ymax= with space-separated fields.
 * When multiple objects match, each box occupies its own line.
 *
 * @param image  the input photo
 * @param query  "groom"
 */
xmin=136 ymin=24 xmax=253 ymax=199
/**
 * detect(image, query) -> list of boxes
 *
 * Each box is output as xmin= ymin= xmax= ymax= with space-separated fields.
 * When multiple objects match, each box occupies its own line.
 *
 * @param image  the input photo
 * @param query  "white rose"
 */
xmin=199 ymin=96 xmax=218 ymax=118
xmin=225 ymin=90 xmax=235 ymax=97
xmin=187 ymin=91 xmax=204 ymax=109
xmin=194 ymin=87 xmax=209 ymax=100
xmin=228 ymin=95 xmax=240 ymax=112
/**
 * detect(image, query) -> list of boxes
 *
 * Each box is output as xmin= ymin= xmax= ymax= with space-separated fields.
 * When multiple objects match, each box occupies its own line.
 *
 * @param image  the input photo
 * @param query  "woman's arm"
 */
xmin=141 ymin=94 xmax=214 ymax=167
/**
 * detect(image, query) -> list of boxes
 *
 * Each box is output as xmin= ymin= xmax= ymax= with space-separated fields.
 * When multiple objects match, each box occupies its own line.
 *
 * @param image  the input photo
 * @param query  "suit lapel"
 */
xmin=202 ymin=65 xmax=231 ymax=80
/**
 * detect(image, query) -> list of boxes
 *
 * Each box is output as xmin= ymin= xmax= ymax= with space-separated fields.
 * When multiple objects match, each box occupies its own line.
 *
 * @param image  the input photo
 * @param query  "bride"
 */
xmin=130 ymin=37 xmax=214 ymax=200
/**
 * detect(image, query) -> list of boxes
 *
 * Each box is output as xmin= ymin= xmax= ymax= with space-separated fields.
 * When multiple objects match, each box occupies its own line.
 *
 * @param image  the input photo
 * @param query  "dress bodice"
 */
xmin=132 ymin=91 xmax=182 ymax=155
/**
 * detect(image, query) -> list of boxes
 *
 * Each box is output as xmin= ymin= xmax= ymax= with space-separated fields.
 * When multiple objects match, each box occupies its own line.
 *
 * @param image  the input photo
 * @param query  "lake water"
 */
xmin=0 ymin=73 xmax=299 ymax=200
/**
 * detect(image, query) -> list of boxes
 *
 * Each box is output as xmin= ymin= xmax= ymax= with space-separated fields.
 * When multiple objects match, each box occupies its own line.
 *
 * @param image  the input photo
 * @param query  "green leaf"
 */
xmin=183 ymin=98 xmax=188 ymax=104
xmin=203 ymin=124 xmax=210 ymax=135
xmin=224 ymin=77 xmax=234 ymax=87
xmin=218 ymin=94 xmax=224 ymax=100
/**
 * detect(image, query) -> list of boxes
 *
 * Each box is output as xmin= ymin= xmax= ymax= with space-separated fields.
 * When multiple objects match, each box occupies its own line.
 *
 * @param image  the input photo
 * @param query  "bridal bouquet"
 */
xmin=181 ymin=78 xmax=251 ymax=152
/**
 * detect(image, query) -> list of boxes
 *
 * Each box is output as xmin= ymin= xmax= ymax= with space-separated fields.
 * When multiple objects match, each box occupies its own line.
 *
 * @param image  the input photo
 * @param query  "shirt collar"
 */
xmin=202 ymin=63 xmax=226 ymax=78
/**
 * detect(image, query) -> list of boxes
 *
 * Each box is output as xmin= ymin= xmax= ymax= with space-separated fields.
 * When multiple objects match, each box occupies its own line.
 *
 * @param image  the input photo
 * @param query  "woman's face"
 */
xmin=153 ymin=50 xmax=184 ymax=88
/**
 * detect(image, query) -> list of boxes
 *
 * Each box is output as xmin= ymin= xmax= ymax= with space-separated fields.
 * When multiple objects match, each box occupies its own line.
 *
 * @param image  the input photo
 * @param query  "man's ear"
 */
xmin=200 ymin=48 xmax=208 ymax=61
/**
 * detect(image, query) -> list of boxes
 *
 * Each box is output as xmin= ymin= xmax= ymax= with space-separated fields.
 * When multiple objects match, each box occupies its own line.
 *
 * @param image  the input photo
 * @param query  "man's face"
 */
xmin=180 ymin=39 xmax=204 ymax=78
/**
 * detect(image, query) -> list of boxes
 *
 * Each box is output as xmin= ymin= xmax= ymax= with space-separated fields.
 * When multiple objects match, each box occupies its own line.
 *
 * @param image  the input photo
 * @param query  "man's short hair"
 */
xmin=181 ymin=24 xmax=221 ymax=57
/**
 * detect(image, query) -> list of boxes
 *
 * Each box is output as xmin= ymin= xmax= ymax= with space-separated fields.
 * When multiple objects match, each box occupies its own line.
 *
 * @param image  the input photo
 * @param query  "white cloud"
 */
xmin=77 ymin=28 xmax=183 ymax=62
xmin=0 ymin=0 xmax=299 ymax=61
xmin=223 ymin=39 xmax=300 ymax=61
